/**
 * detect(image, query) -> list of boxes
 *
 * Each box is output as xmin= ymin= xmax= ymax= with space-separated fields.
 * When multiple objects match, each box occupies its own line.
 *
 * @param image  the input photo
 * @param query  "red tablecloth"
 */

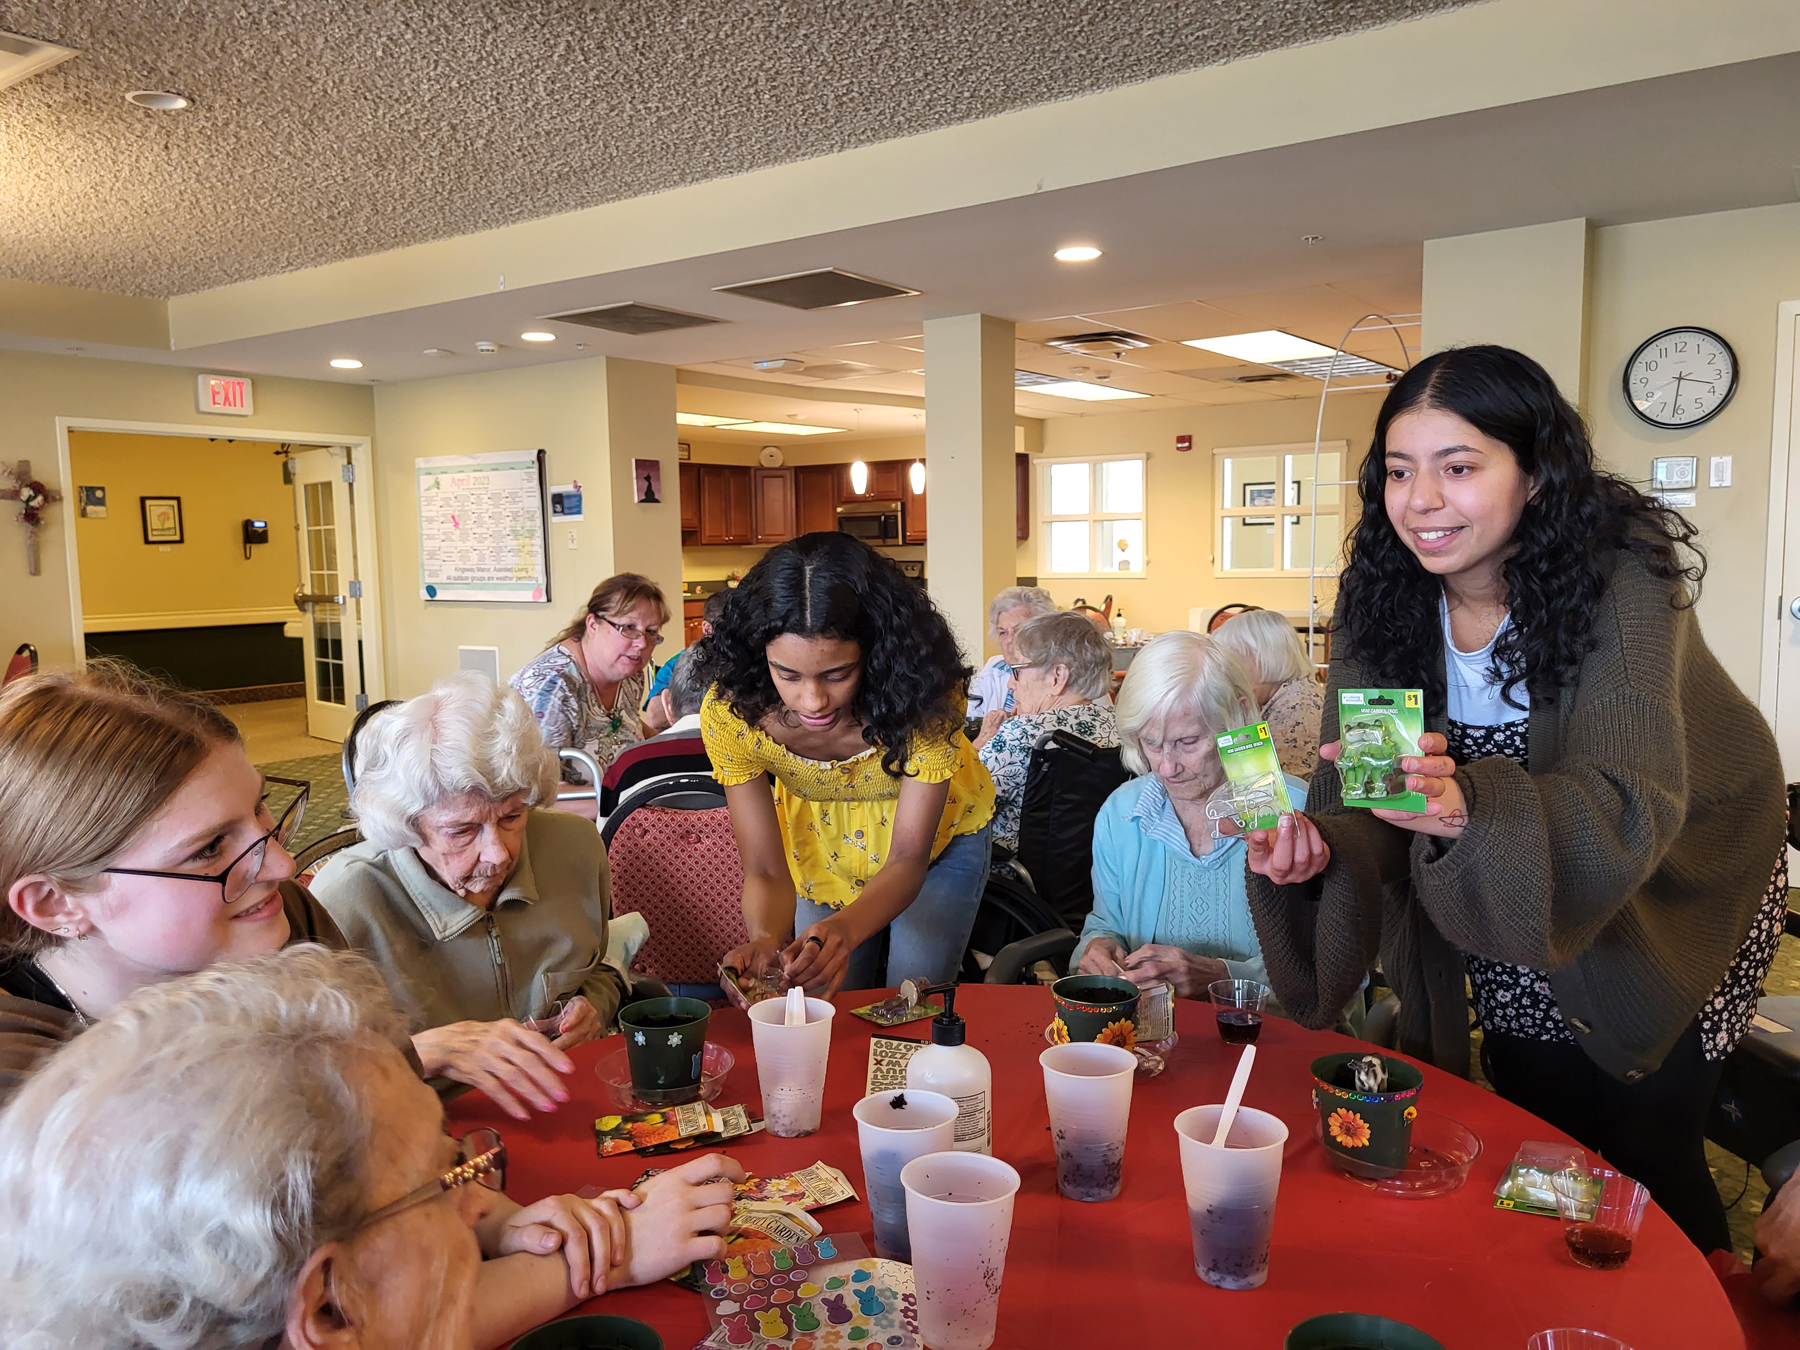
xmin=449 ymin=985 xmax=1742 ymax=1349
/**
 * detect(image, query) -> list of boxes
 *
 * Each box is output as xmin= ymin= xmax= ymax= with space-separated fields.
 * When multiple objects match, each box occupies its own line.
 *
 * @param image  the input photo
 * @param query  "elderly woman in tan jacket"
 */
xmin=314 ymin=671 xmax=628 ymax=1119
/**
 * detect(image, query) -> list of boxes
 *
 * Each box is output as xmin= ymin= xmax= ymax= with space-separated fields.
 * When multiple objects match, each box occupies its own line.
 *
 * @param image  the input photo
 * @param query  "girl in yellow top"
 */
xmin=696 ymin=532 xmax=994 ymax=994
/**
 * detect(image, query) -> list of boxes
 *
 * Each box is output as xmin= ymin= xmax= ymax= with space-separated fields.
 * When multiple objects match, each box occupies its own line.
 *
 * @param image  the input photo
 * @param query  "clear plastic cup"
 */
xmin=1526 ymin=1332 xmax=1632 ymax=1350
xmin=1551 ymin=1167 xmax=1648 ymax=1271
xmin=901 ymin=1151 xmax=1021 ymax=1350
xmin=1173 ymin=1103 xmax=1288 ymax=1290
xmin=747 ymin=996 xmax=834 ymax=1136
xmin=854 ymin=1089 xmax=959 ymax=1260
xmin=1208 ymin=978 xmax=1270 ymax=1045
xmin=1040 ymin=1042 xmax=1136 ymax=1201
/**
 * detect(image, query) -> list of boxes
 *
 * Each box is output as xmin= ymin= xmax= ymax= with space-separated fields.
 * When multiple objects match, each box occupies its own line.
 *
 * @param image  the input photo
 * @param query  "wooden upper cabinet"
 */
xmin=903 ymin=461 xmax=927 ymax=543
xmin=795 ymin=465 xmax=839 ymax=536
xmin=697 ymin=464 xmax=755 ymax=544
xmin=679 ymin=462 xmax=700 ymax=533
xmin=839 ymin=459 xmax=906 ymax=501
xmin=725 ymin=466 xmax=754 ymax=543
xmin=752 ymin=467 xmax=796 ymax=545
xmin=1016 ymin=452 xmax=1030 ymax=542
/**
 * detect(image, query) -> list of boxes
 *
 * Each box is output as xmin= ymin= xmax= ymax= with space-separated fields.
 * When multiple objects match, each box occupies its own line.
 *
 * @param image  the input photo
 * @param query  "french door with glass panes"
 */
xmin=289 ymin=447 xmax=364 ymax=741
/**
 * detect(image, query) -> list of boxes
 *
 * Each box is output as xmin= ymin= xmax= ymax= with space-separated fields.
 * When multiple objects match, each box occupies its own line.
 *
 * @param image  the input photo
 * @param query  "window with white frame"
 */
xmin=1212 ymin=441 xmax=1350 ymax=577
xmin=1037 ymin=455 xmax=1146 ymax=577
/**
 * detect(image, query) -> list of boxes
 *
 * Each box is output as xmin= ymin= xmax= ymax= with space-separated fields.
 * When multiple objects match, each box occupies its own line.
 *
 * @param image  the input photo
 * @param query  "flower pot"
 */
xmin=1310 ymin=1052 xmax=1424 ymax=1177
xmin=1049 ymin=975 xmax=1141 ymax=1050
xmin=618 ymin=997 xmax=712 ymax=1105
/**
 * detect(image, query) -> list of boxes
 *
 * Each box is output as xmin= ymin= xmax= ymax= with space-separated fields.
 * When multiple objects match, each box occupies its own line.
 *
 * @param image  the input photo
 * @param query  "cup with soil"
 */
xmin=1309 ymin=1052 xmax=1424 ymax=1177
xmin=1049 ymin=975 xmax=1141 ymax=1049
xmin=510 ymin=1314 xmax=663 ymax=1350
xmin=617 ymin=997 xmax=713 ymax=1106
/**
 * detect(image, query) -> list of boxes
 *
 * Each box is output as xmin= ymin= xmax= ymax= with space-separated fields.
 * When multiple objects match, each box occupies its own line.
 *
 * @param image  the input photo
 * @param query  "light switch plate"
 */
xmin=1709 ymin=456 xmax=1732 ymax=487
xmin=566 ymin=529 xmax=578 ymax=550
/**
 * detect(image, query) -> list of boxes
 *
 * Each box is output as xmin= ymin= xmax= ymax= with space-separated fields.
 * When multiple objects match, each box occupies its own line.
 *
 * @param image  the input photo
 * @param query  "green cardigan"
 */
xmin=1246 ymin=551 xmax=1783 ymax=1083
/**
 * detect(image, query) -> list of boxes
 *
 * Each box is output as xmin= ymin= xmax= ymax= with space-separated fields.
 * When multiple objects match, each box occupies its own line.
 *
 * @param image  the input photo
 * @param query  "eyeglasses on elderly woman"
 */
xmin=355 ymin=1128 xmax=507 ymax=1231
xmin=100 ymin=776 xmax=309 ymax=905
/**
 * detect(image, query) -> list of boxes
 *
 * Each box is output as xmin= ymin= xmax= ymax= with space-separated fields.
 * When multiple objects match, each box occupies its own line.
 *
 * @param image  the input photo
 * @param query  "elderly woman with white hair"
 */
xmin=0 ymin=945 xmax=743 ymax=1350
xmin=1074 ymin=632 xmax=1309 ymax=1005
xmin=974 ymin=611 xmax=1120 ymax=853
xmin=968 ymin=585 xmax=1058 ymax=721
xmin=1213 ymin=607 xmax=1324 ymax=779
xmin=313 ymin=672 xmax=626 ymax=1120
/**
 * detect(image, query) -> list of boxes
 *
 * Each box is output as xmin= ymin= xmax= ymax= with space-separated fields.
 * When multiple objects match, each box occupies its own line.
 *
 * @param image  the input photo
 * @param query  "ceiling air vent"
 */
xmin=1013 ymin=370 xmax=1061 ymax=387
xmin=715 ymin=269 xmax=919 ymax=310
xmin=0 ymin=29 xmax=79 ymax=93
xmin=1043 ymin=330 xmax=1154 ymax=357
xmin=1231 ymin=372 xmax=1300 ymax=385
xmin=541 ymin=302 xmax=722 ymax=336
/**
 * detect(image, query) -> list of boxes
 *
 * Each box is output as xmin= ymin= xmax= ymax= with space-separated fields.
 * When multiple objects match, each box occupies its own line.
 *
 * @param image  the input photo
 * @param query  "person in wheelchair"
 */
xmin=973 ymin=610 xmax=1118 ymax=856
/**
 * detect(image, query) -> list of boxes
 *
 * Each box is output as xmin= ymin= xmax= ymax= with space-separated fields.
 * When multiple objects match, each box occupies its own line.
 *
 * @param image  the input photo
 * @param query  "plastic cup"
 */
xmin=1040 ymin=1042 xmax=1136 ymax=1201
xmin=901 ymin=1151 xmax=1021 ymax=1350
xmin=747 ymin=996 xmax=834 ymax=1136
xmin=854 ymin=1089 xmax=959 ymax=1260
xmin=1525 ymin=1333 xmax=1632 ymax=1350
xmin=1551 ymin=1168 xmax=1648 ymax=1271
xmin=1174 ymin=1103 xmax=1288 ymax=1290
xmin=1209 ymin=978 xmax=1270 ymax=1045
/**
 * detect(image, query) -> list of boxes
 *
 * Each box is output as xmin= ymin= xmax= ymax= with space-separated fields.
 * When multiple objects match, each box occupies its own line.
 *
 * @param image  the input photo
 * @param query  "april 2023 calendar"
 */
xmin=416 ymin=449 xmax=550 ymax=603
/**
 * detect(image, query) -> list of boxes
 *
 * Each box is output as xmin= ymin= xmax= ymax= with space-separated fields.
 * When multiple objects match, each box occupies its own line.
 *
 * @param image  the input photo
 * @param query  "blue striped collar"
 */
xmin=1126 ymin=776 xmax=1237 ymax=869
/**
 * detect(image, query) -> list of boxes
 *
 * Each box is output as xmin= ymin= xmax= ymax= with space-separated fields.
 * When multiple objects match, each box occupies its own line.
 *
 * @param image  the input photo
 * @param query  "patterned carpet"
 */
xmin=258 ymin=753 xmax=352 ymax=854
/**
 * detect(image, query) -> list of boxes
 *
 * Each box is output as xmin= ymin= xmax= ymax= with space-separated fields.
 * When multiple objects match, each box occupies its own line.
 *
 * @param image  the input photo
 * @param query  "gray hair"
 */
xmin=666 ymin=650 xmax=709 ymax=719
xmin=351 ymin=671 xmax=560 ymax=851
xmin=1212 ymin=608 xmax=1314 ymax=686
xmin=1115 ymin=631 xmax=1259 ymax=776
xmin=0 ymin=946 xmax=410 ymax=1350
xmin=987 ymin=586 xmax=1056 ymax=637
xmin=1012 ymin=611 xmax=1113 ymax=701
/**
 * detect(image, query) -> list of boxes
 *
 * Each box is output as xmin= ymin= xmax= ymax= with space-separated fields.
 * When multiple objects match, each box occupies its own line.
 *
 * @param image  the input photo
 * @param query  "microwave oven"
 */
xmin=836 ymin=500 xmax=905 ymax=546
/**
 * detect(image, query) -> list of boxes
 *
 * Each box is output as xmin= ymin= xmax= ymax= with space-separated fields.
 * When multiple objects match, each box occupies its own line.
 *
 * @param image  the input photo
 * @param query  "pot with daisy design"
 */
xmin=618 ymin=997 xmax=713 ymax=1105
xmin=1310 ymin=1052 xmax=1424 ymax=1176
xmin=1049 ymin=975 xmax=1141 ymax=1051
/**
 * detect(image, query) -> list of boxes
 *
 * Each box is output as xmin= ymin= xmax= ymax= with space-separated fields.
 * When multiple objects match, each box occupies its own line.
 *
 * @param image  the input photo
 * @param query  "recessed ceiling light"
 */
xmin=125 ymin=90 xmax=191 ymax=111
xmin=1024 ymin=379 xmax=1148 ymax=402
xmin=676 ymin=412 xmax=745 ymax=427
xmin=329 ymin=358 xmax=363 ymax=370
xmin=1053 ymin=245 xmax=1102 ymax=263
xmin=520 ymin=331 xmax=556 ymax=342
xmin=1180 ymin=330 xmax=1337 ymax=364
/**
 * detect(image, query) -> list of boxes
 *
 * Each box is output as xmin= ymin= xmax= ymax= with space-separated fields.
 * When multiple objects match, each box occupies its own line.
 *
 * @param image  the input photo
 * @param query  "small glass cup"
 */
xmin=1550 ymin=1167 xmax=1648 ymax=1271
xmin=1526 ymin=1332 xmax=1632 ymax=1350
xmin=1209 ymin=978 xmax=1270 ymax=1046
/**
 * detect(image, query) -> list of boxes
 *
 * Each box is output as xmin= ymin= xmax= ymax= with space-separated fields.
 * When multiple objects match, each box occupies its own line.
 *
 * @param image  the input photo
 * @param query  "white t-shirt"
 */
xmin=1440 ymin=595 xmax=1528 ymax=727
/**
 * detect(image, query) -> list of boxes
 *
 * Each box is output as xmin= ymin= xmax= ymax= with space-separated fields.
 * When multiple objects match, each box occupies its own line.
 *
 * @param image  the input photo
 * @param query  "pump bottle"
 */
xmin=904 ymin=982 xmax=991 ymax=1154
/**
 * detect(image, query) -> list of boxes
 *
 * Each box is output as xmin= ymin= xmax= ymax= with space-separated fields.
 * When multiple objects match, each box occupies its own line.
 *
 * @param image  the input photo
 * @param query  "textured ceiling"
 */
xmin=0 ymin=0 xmax=1479 ymax=298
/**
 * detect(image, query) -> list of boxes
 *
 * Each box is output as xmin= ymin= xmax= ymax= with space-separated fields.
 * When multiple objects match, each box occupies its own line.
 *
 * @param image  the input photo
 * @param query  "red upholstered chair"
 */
xmin=602 ymin=774 xmax=749 ymax=990
xmin=4 ymin=643 xmax=39 ymax=686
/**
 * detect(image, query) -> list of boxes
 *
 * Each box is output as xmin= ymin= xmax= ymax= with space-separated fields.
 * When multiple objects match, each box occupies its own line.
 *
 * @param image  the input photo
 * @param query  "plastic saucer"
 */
xmin=595 ymin=1041 xmax=734 ymax=1111
xmin=1312 ymin=1109 xmax=1482 ymax=1198
xmin=1042 ymin=1021 xmax=1167 ymax=1076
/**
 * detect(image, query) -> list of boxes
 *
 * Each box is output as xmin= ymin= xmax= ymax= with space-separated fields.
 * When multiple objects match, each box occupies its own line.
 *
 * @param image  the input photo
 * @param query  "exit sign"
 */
xmin=198 ymin=374 xmax=254 ymax=416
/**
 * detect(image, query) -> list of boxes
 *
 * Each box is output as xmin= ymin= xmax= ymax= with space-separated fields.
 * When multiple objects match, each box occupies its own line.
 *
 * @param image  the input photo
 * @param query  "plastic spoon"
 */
xmin=1210 ymin=1044 xmax=1258 ymax=1147
xmin=785 ymin=983 xmax=807 ymax=1027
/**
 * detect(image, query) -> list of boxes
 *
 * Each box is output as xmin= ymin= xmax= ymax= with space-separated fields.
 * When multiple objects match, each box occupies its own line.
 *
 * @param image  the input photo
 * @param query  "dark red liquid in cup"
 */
xmin=1566 ymin=1223 xmax=1633 ymax=1270
xmin=1216 ymin=1009 xmax=1263 ymax=1044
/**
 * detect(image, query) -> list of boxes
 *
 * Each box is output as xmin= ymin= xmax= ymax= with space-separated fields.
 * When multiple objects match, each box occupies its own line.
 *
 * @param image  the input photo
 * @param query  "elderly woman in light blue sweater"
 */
xmin=1075 ymin=632 xmax=1371 ymax=1030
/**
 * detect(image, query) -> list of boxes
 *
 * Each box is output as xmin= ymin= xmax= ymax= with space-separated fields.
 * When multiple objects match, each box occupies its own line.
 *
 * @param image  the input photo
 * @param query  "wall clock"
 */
xmin=1623 ymin=327 xmax=1737 ymax=429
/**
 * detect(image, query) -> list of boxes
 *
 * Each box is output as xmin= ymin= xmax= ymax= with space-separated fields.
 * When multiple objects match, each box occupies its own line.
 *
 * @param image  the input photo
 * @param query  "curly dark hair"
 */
xmin=693 ymin=532 xmax=972 ymax=777
xmin=1336 ymin=345 xmax=1703 ymax=712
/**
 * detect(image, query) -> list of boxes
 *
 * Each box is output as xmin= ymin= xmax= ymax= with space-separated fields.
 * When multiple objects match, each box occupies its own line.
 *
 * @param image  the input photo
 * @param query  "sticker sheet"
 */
xmin=865 ymin=1036 xmax=924 ymax=1095
xmin=697 ymin=1236 xmax=919 ymax=1350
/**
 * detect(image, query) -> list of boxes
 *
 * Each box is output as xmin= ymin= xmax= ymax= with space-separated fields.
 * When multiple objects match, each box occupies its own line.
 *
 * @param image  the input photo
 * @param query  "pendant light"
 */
xmin=850 ymin=460 xmax=869 ymax=495
xmin=909 ymin=460 xmax=925 ymax=495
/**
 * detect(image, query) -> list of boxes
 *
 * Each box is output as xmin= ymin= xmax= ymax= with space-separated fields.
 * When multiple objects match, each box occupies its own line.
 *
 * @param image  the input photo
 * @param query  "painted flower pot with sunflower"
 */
xmin=1049 ymin=975 xmax=1141 ymax=1051
xmin=1309 ymin=1052 xmax=1424 ymax=1176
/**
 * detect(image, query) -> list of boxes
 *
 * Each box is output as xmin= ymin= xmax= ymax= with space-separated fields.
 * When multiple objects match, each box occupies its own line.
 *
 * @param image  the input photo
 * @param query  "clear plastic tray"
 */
xmin=594 ymin=1042 xmax=735 ymax=1111
xmin=1313 ymin=1109 xmax=1482 ymax=1198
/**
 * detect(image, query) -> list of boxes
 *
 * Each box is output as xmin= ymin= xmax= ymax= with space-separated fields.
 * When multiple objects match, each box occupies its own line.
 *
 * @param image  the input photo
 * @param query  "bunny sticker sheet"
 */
xmin=698 ymin=1236 xmax=918 ymax=1350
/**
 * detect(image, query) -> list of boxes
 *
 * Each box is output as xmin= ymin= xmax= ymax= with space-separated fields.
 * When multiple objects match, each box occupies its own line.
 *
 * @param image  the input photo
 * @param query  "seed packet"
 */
xmin=1211 ymin=720 xmax=1294 ymax=831
xmin=594 ymin=1101 xmax=762 ymax=1157
xmin=1336 ymin=689 xmax=1426 ymax=813
xmin=1493 ymin=1141 xmax=1591 ymax=1217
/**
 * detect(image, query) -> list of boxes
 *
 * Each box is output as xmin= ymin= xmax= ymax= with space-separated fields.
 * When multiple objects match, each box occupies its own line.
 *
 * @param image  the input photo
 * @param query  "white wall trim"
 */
xmin=54 ymin=418 xmax=384 ymax=701
xmin=82 ymin=606 xmax=297 ymax=633
xmin=1757 ymin=300 xmax=1800 ymax=721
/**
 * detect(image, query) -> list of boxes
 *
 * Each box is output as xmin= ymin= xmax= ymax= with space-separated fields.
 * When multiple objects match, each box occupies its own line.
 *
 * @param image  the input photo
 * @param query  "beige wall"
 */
xmin=0 ymin=349 xmax=375 ymax=671
xmin=371 ymin=356 xmax=681 ymax=697
xmin=1020 ymin=393 xmax=1386 ymax=634
xmin=68 ymin=431 xmax=298 ymax=628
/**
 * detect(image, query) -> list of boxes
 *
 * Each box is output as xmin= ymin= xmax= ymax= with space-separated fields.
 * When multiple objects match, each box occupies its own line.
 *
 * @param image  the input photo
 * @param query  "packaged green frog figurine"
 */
xmin=1336 ymin=689 xmax=1426 ymax=813
xmin=1212 ymin=721 xmax=1294 ymax=831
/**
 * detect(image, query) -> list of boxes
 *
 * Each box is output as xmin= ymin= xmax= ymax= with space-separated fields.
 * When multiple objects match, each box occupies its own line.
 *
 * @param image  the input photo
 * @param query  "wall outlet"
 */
xmin=566 ymin=529 xmax=578 ymax=550
xmin=1709 ymin=456 xmax=1733 ymax=488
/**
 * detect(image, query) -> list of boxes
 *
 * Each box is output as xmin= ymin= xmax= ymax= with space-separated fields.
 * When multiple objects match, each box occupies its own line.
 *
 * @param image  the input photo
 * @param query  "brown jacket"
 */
xmin=1246 ymin=553 xmax=1783 ymax=1083
xmin=0 ymin=881 xmax=343 ymax=1108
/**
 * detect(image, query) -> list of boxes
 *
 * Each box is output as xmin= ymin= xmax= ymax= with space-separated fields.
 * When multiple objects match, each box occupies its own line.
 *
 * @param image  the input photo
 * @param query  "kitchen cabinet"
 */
xmin=795 ymin=465 xmax=838 ymax=536
xmin=679 ymin=462 xmax=700 ymax=533
xmin=683 ymin=598 xmax=706 ymax=647
xmin=839 ymin=460 xmax=906 ymax=502
xmin=903 ymin=462 xmax=927 ymax=543
xmin=697 ymin=465 xmax=755 ymax=545
xmin=753 ymin=467 xmax=796 ymax=544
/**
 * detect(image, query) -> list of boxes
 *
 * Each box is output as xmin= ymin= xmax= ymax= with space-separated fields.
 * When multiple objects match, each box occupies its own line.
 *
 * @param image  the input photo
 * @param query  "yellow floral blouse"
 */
xmin=701 ymin=690 xmax=995 ymax=911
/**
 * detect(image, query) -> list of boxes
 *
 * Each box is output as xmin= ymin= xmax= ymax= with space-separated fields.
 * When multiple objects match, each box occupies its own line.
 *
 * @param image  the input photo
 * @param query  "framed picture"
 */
xmin=78 ymin=485 xmax=107 ymax=519
xmin=140 ymin=496 xmax=183 ymax=544
xmin=1243 ymin=482 xmax=1276 ymax=527
xmin=633 ymin=458 xmax=663 ymax=504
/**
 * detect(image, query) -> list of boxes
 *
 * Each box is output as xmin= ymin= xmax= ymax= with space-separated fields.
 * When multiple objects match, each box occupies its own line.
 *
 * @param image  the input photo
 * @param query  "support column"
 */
xmin=596 ymin=357 xmax=683 ymax=614
xmin=925 ymin=313 xmax=1017 ymax=666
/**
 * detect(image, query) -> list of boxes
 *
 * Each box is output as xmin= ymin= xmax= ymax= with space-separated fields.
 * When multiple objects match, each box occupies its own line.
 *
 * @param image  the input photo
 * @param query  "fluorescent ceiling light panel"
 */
xmin=1027 ymin=380 xmax=1149 ymax=402
xmin=675 ymin=412 xmax=745 ymax=427
xmin=0 ymin=31 xmax=79 ymax=93
xmin=725 ymin=420 xmax=845 ymax=436
xmin=1180 ymin=330 xmax=1338 ymax=364
xmin=1269 ymin=352 xmax=1405 ymax=382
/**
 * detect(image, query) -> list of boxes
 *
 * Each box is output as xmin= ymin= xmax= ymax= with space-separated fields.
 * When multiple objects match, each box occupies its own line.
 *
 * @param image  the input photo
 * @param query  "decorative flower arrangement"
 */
xmin=1096 ymin=1018 xmax=1138 ymax=1051
xmin=17 ymin=481 xmax=50 ymax=526
xmin=1327 ymin=1107 xmax=1372 ymax=1149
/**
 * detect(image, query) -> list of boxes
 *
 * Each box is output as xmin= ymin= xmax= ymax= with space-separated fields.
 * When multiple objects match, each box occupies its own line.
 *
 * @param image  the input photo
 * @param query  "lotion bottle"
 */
xmin=905 ymin=982 xmax=991 ymax=1155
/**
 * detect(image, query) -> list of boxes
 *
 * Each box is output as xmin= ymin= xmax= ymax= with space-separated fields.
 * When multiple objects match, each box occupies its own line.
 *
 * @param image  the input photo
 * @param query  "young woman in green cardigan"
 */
xmin=1241 ymin=345 xmax=1786 ymax=1254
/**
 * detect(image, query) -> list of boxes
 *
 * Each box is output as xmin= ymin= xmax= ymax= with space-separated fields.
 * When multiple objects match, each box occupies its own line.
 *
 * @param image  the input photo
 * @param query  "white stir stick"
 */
xmin=1210 ymin=1044 xmax=1258 ymax=1147
xmin=784 ymin=983 xmax=807 ymax=1026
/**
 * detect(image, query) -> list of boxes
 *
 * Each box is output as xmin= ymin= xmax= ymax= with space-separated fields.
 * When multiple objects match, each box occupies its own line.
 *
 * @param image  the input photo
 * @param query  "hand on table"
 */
xmin=973 ymin=709 xmax=1010 ymax=750
xmin=1320 ymin=732 xmax=1467 ymax=838
xmin=412 ymin=1019 xmax=573 ymax=1120
xmin=492 ymin=1189 xmax=641 ymax=1300
xmin=615 ymin=1152 xmax=746 ymax=1288
xmin=1116 ymin=944 xmax=1229 ymax=1000
xmin=1753 ymin=1178 xmax=1800 ymax=1304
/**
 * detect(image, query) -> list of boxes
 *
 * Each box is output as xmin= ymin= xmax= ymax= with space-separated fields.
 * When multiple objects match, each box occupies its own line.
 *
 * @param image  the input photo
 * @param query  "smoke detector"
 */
xmin=1044 ymin=330 xmax=1154 ymax=358
xmin=753 ymin=358 xmax=807 ymax=373
xmin=474 ymin=341 xmax=499 ymax=355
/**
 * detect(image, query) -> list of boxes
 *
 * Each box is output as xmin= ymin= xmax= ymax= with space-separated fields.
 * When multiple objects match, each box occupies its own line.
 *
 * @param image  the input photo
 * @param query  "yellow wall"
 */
xmin=68 ymin=431 xmax=298 ymax=629
xmin=0 ymin=349 xmax=375 ymax=671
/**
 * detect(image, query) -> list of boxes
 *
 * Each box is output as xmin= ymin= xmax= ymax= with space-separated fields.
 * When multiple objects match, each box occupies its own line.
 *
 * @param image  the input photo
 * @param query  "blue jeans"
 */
xmin=794 ymin=826 xmax=992 ymax=991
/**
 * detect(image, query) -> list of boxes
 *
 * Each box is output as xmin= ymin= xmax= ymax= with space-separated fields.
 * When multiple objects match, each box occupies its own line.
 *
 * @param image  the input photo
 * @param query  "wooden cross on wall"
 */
xmin=1 ymin=461 xmax=62 ymax=577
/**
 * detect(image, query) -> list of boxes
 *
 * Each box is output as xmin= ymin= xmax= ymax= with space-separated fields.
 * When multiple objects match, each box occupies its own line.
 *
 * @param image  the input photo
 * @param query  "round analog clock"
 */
xmin=1623 ymin=327 xmax=1737 ymax=429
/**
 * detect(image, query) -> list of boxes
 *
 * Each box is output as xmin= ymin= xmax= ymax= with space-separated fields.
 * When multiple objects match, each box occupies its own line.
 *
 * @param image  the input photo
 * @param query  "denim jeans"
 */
xmin=794 ymin=825 xmax=992 ymax=991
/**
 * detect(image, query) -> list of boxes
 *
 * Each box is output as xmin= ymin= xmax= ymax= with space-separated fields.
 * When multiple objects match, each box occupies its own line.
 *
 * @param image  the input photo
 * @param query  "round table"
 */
xmin=448 ymin=985 xmax=1742 ymax=1349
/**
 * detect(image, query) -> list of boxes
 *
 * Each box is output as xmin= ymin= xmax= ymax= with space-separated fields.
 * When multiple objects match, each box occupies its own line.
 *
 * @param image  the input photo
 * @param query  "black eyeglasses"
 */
xmin=102 ymin=777 xmax=309 ymax=905
xmin=600 ymin=615 xmax=666 ymax=648
xmin=355 ymin=1129 xmax=506 ymax=1231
